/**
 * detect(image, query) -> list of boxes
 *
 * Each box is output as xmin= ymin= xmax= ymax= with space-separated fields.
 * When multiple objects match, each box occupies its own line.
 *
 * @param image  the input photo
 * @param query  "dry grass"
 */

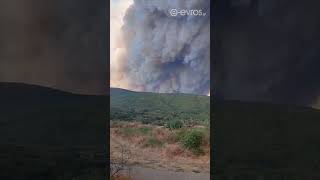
xmin=110 ymin=121 xmax=210 ymax=173
xmin=152 ymin=127 xmax=170 ymax=141
xmin=165 ymin=144 xmax=184 ymax=157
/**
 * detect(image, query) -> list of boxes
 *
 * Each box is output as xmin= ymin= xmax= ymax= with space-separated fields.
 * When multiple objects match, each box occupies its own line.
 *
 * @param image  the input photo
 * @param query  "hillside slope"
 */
xmin=0 ymin=82 xmax=107 ymax=179
xmin=213 ymin=100 xmax=320 ymax=178
xmin=110 ymin=88 xmax=210 ymax=124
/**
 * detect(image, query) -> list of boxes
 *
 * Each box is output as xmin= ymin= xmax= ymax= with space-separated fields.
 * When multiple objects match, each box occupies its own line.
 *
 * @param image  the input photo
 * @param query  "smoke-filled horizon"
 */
xmin=213 ymin=0 xmax=320 ymax=108
xmin=0 ymin=0 xmax=107 ymax=95
xmin=110 ymin=0 xmax=210 ymax=96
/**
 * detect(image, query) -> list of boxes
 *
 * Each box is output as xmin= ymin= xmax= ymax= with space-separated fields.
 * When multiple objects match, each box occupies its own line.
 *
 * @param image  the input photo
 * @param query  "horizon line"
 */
xmin=0 ymin=81 xmax=107 ymax=96
xmin=110 ymin=86 xmax=210 ymax=96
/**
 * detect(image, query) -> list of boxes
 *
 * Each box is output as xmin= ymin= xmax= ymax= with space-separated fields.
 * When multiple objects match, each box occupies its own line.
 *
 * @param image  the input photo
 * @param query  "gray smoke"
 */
xmin=213 ymin=0 xmax=320 ymax=108
xmin=117 ymin=0 xmax=210 ymax=95
xmin=0 ymin=0 xmax=107 ymax=95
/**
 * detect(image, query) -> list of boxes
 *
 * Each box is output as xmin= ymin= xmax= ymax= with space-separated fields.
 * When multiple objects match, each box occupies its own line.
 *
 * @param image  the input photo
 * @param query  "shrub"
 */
xmin=166 ymin=120 xmax=183 ymax=129
xmin=182 ymin=130 xmax=204 ymax=155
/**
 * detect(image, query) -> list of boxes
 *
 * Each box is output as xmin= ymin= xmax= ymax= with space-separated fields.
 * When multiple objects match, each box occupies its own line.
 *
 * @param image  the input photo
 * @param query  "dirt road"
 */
xmin=129 ymin=166 xmax=210 ymax=180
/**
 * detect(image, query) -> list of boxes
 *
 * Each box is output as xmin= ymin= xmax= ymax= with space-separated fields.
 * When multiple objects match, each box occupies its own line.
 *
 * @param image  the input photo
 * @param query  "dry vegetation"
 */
xmin=110 ymin=121 xmax=210 ymax=178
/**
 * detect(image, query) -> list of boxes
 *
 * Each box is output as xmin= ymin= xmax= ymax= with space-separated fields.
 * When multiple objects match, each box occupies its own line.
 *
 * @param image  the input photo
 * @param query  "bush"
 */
xmin=166 ymin=120 xmax=183 ymax=129
xmin=182 ymin=130 xmax=204 ymax=155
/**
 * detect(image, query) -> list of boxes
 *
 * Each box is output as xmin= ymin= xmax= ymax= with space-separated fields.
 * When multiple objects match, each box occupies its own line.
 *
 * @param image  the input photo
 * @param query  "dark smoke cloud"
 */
xmin=213 ymin=0 xmax=320 ymax=108
xmin=0 ymin=0 xmax=107 ymax=95
xmin=115 ymin=0 xmax=210 ymax=95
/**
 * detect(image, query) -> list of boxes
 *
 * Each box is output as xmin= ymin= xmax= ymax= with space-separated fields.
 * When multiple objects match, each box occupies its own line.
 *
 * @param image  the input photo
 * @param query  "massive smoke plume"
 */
xmin=0 ymin=0 xmax=107 ymax=95
xmin=111 ymin=0 xmax=210 ymax=95
xmin=213 ymin=0 xmax=320 ymax=108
